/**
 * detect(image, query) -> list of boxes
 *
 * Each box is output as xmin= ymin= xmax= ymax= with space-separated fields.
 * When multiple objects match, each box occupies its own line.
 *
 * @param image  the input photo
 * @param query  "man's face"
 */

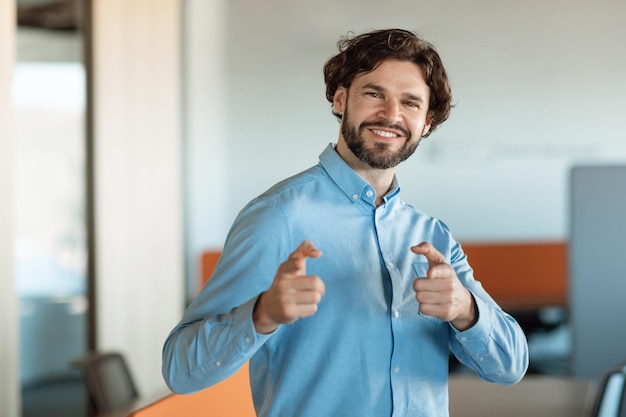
xmin=333 ymin=59 xmax=432 ymax=170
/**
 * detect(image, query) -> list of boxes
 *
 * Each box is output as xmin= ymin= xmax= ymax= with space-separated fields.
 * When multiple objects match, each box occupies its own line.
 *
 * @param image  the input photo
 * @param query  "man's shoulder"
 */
xmin=231 ymin=164 xmax=329 ymax=231
xmin=393 ymin=198 xmax=453 ymax=232
xmin=260 ymin=164 xmax=328 ymax=200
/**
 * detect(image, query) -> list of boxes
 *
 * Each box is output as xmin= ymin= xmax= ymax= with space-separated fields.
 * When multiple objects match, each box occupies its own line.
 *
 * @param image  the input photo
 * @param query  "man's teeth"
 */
xmin=372 ymin=129 xmax=398 ymax=138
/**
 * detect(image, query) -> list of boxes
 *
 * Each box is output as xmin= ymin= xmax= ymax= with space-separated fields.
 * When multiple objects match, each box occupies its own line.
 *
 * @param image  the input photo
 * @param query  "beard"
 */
xmin=341 ymin=105 xmax=420 ymax=169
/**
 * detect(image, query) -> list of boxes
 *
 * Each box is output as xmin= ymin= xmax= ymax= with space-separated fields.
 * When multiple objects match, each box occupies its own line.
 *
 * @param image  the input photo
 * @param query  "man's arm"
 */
xmin=411 ymin=242 xmax=478 ymax=331
xmin=253 ymin=241 xmax=325 ymax=334
xmin=162 ymin=236 xmax=325 ymax=393
xmin=161 ymin=198 xmax=292 ymax=393
xmin=412 ymin=241 xmax=529 ymax=384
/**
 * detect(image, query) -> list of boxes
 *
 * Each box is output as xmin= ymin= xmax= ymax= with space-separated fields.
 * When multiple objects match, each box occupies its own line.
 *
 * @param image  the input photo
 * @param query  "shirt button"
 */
xmin=387 ymin=260 xmax=394 ymax=268
xmin=215 ymin=361 xmax=222 ymax=367
xmin=366 ymin=190 xmax=374 ymax=198
xmin=245 ymin=336 xmax=252 ymax=344
xmin=352 ymin=193 xmax=359 ymax=200
xmin=394 ymin=367 xmax=400 ymax=373
xmin=394 ymin=310 xmax=400 ymax=318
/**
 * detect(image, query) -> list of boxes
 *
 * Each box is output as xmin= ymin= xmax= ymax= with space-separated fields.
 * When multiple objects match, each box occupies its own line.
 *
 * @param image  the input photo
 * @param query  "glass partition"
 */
xmin=14 ymin=1 xmax=89 ymax=416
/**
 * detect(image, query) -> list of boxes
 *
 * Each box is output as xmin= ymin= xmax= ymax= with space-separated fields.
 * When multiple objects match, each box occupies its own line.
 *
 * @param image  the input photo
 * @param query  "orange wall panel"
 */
xmin=462 ymin=241 xmax=567 ymax=310
xmin=200 ymin=241 xmax=568 ymax=311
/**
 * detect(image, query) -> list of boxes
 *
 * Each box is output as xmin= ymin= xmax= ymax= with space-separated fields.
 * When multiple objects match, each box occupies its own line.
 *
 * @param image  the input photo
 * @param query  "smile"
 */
xmin=370 ymin=129 xmax=400 ymax=138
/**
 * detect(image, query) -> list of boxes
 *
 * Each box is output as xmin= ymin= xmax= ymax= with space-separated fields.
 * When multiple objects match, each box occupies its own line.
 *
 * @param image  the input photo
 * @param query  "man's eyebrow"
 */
xmin=405 ymin=93 xmax=425 ymax=103
xmin=361 ymin=83 xmax=425 ymax=103
xmin=362 ymin=83 xmax=385 ymax=92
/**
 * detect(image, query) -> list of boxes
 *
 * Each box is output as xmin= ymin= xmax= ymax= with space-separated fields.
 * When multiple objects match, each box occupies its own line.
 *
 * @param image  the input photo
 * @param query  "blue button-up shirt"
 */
xmin=162 ymin=144 xmax=528 ymax=417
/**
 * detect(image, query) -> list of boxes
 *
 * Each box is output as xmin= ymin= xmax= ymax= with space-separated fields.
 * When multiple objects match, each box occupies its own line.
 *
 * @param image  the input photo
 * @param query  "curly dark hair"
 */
xmin=323 ymin=29 xmax=452 ymax=137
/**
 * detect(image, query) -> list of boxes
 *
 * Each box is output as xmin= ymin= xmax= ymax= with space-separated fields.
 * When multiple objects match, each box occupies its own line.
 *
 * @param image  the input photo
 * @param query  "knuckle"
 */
xmin=281 ymin=306 xmax=297 ymax=322
xmin=303 ymin=304 xmax=318 ymax=317
xmin=276 ymin=292 xmax=291 ymax=305
xmin=275 ymin=278 xmax=292 ymax=290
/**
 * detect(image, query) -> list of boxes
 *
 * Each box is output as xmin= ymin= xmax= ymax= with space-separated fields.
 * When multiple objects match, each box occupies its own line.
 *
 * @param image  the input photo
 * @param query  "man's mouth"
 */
xmin=361 ymin=122 xmax=410 ymax=139
xmin=370 ymin=129 xmax=399 ymax=138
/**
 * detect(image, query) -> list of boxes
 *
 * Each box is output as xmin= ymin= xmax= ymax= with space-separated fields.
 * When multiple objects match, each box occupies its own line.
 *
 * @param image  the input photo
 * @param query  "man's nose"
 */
xmin=379 ymin=99 xmax=402 ymax=123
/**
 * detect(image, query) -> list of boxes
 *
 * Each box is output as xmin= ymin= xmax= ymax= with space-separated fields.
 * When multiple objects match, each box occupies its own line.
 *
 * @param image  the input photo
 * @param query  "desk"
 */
xmin=102 ymin=375 xmax=595 ymax=417
xmin=449 ymin=375 xmax=595 ymax=417
xmin=99 ymin=391 xmax=169 ymax=417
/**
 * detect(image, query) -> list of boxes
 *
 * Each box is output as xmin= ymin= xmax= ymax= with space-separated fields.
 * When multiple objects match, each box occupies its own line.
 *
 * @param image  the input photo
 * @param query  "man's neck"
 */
xmin=361 ymin=170 xmax=395 ymax=207
xmin=335 ymin=141 xmax=396 ymax=207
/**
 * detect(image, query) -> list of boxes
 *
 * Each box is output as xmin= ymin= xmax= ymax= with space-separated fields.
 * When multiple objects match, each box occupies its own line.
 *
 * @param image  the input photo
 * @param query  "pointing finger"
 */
xmin=286 ymin=241 xmax=322 ymax=272
xmin=410 ymin=242 xmax=446 ymax=268
xmin=289 ymin=240 xmax=322 ymax=260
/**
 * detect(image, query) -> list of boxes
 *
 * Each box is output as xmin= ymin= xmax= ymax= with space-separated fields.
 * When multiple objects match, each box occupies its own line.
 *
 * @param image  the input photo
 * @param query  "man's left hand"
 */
xmin=411 ymin=242 xmax=477 ymax=331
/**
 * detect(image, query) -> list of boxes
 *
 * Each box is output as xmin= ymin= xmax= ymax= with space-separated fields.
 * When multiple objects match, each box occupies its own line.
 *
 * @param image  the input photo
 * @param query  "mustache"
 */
xmin=359 ymin=121 xmax=411 ymax=138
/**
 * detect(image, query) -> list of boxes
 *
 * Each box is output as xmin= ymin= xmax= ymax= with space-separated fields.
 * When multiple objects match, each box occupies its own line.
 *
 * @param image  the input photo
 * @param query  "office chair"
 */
xmin=590 ymin=363 xmax=626 ymax=417
xmin=70 ymin=351 xmax=139 ymax=416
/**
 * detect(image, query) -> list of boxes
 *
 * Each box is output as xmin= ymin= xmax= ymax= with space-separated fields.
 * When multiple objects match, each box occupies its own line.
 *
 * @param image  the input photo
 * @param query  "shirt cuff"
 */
xmin=450 ymin=293 xmax=492 ymax=341
xmin=232 ymin=294 xmax=274 ymax=352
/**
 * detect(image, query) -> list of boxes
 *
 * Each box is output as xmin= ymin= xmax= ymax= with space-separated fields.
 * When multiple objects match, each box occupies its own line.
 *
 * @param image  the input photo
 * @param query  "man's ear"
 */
xmin=333 ymin=86 xmax=347 ymax=115
xmin=421 ymin=112 xmax=434 ymax=137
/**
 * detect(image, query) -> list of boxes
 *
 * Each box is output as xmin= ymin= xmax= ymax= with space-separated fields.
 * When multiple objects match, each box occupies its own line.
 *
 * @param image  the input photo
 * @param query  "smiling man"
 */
xmin=162 ymin=29 xmax=528 ymax=417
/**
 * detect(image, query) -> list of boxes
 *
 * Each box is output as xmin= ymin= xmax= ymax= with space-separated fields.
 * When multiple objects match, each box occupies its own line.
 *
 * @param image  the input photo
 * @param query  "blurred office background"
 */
xmin=1 ymin=0 xmax=625 ymax=416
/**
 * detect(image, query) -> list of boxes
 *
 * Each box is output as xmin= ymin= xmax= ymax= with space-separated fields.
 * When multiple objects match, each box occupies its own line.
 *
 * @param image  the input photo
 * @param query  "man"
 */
xmin=162 ymin=28 xmax=528 ymax=416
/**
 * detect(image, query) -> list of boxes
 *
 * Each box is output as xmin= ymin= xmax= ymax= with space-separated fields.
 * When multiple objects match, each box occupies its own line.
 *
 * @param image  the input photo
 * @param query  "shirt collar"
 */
xmin=384 ymin=176 xmax=401 ymax=202
xmin=318 ymin=143 xmax=401 ymax=204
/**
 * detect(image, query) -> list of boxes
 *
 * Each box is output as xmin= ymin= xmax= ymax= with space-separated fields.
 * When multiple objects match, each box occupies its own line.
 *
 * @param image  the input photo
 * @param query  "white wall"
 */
xmin=182 ymin=0 xmax=228 ymax=297
xmin=185 ymin=0 xmax=626 ymax=272
xmin=0 ymin=1 xmax=20 ymax=415
xmin=92 ymin=0 xmax=184 ymax=395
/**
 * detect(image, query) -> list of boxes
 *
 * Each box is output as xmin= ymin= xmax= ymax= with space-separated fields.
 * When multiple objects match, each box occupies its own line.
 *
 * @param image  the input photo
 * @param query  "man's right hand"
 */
xmin=253 ymin=241 xmax=325 ymax=334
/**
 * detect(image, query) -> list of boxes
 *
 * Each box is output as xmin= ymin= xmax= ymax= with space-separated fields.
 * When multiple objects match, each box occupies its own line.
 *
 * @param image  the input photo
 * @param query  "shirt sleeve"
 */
xmin=161 ymin=195 xmax=290 ymax=394
xmin=162 ymin=295 xmax=272 ymax=393
xmin=445 ymin=231 xmax=529 ymax=384
xmin=449 ymin=294 xmax=529 ymax=385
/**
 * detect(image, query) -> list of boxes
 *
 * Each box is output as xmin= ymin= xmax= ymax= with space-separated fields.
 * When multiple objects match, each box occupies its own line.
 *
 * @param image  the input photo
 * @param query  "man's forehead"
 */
xmin=351 ymin=60 xmax=430 ymax=95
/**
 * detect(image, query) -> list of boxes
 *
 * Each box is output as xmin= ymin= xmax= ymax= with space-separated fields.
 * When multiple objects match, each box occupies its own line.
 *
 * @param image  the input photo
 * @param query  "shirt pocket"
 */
xmin=411 ymin=262 xmax=443 ymax=326
xmin=411 ymin=262 xmax=429 ymax=278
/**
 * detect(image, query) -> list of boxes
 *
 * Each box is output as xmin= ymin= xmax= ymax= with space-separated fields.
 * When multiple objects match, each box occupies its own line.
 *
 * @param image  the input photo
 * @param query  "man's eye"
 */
xmin=405 ymin=101 xmax=422 ymax=110
xmin=366 ymin=92 xmax=380 ymax=98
